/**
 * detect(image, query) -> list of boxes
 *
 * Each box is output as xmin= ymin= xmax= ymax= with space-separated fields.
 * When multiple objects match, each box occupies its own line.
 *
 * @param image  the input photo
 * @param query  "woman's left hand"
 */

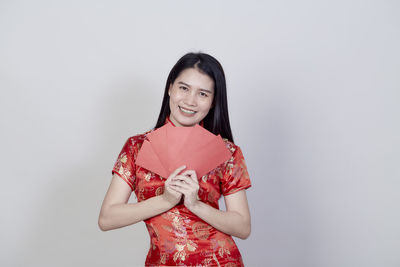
xmin=170 ymin=169 xmax=200 ymax=210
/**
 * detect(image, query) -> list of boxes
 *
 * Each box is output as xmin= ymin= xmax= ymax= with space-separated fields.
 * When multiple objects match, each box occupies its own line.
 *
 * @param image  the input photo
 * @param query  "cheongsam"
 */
xmin=112 ymin=120 xmax=252 ymax=266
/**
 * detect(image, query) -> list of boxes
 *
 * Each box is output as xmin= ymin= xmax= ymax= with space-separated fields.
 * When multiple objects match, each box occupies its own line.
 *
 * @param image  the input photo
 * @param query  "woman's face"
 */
xmin=168 ymin=68 xmax=214 ymax=127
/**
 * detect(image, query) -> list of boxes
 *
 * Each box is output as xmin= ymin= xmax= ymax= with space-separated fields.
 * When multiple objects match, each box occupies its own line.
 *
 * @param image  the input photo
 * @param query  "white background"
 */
xmin=1 ymin=1 xmax=399 ymax=266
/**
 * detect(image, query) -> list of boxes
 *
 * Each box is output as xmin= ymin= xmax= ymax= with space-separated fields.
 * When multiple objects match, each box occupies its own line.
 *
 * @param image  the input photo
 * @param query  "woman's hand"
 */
xmin=162 ymin=165 xmax=186 ymax=207
xmin=170 ymin=169 xmax=200 ymax=210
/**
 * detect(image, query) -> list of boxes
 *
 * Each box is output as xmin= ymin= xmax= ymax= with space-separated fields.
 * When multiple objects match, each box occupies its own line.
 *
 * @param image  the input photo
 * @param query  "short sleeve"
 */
xmin=220 ymin=145 xmax=252 ymax=196
xmin=111 ymin=138 xmax=136 ymax=191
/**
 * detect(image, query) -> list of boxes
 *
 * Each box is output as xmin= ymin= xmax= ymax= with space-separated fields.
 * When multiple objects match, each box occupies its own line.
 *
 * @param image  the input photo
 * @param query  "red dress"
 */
xmin=112 ymin=120 xmax=252 ymax=266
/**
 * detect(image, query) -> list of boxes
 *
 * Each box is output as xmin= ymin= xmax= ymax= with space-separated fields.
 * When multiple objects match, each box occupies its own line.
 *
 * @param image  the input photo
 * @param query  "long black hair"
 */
xmin=155 ymin=52 xmax=234 ymax=143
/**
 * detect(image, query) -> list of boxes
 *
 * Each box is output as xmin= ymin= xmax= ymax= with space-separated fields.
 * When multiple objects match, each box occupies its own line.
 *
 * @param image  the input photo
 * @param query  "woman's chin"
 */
xmin=175 ymin=117 xmax=200 ymax=127
xmin=178 ymin=121 xmax=198 ymax=127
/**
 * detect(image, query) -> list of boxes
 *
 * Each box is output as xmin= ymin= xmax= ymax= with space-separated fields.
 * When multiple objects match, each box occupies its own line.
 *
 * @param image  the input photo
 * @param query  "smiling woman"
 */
xmin=98 ymin=52 xmax=252 ymax=266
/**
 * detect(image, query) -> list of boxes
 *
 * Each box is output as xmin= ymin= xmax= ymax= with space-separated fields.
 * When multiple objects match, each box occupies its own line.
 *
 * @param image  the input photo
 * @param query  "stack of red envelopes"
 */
xmin=136 ymin=123 xmax=232 ymax=179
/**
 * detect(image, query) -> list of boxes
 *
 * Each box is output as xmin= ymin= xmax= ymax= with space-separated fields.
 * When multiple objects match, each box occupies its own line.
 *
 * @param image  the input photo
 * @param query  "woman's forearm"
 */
xmin=98 ymin=195 xmax=173 ymax=231
xmin=188 ymin=201 xmax=251 ymax=239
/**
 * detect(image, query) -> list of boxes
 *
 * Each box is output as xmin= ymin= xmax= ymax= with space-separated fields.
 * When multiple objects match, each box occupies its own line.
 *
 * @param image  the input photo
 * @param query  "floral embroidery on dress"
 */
xmin=111 ymin=127 xmax=251 ymax=266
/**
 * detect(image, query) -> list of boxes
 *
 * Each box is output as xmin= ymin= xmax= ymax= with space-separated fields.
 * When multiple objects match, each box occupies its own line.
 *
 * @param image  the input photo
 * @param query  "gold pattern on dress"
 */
xmin=151 ymin=223 xmax=160 ymax=241
xmin=173 ymin=244 xmax=186 ymax=262
xmin=202 ymin=175 xmax=208 ymax=183
xmin=160 ymin=253 xmax=168 ymax=264
xmin=232 ymin=164 xmax=243 ymax=180
xmin=155 ymin=186 xmax=164 ymax=196
xmin=138 ymin=188 xmax=145 ymax=201
xmin=172 ymin=215 xmax=187 ymax=238
xmin=186 ymin=239 xmax=197 ymax=252
xmin=175 ymin=244 xmax=184 ymax=250
xmin=161 ymin=211 xmax=170 ymax=220
xmin=217 ymin=239 xmax=230 ymax=257
xmin=163 ymin=239 xmax=175 ymax=254
xmin=145 ymin=172 xmax=151 ymax=182
xmin=227 ymin=162 xmax=234 ymax=176
xmin=212 ymin=253 xmax=222 ymax=267
xmin=192 ymin=221 xmax=212 ymax=240
xmin=240 ymin=160 xmax=249 ymax=179
xmin=202 ymin=258 xmax=212 ymax=265
xmin=162 ymin=224 xmax=173 ymax=232
xmin=118 ymin=166 xmax=124 ymax=174
xmin=120 ymin=155 xmax=127 ymax=163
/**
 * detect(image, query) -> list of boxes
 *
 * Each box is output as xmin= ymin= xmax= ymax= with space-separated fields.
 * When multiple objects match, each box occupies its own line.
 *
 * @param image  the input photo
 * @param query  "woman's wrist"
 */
xmin=185 ymin=199 xmax=202 ymax=213
xmin=160 ymin=194 xmax=179 ymax=209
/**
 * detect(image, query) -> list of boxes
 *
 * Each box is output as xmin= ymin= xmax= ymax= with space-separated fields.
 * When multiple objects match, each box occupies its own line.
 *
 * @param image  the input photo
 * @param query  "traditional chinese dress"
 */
xmin=112 ymin=119 xmax=252 ymax=266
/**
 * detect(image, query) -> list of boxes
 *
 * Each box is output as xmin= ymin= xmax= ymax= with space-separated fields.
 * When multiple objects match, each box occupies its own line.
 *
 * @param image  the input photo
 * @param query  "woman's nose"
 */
xmin=184 ymin=92 xmax=197 ymax=106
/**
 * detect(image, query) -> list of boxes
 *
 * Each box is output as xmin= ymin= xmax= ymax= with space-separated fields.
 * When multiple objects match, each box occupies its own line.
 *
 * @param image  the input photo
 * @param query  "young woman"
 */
xmin=98 ymin=52 xmax=252 ymax=266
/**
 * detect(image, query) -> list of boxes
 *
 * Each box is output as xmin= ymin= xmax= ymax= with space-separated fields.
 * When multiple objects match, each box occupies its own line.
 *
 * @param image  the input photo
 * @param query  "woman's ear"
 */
xmin=168 ymin=83 xmax=172 ymax=96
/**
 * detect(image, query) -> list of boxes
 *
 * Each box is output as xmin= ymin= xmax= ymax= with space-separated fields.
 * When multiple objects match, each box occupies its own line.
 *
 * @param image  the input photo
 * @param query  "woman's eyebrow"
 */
xmin=200 ymin=88 xmax=213 ymax=94
xmin=177 ymin=81 xmax=192 ymax=87
xmin=177 ymin=81 xmax=213 ymax=94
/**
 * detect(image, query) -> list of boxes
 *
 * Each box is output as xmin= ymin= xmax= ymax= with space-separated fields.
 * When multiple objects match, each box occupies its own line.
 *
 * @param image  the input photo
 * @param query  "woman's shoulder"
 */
xmin=221 ymin=138 xmax=240 ymax=154
xmin=123 ymin=128 xmax=154 ymax=148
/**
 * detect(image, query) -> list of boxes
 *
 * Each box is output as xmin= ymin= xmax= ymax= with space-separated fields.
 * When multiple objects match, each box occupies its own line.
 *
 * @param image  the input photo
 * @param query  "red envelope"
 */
xmin=146 ymin=126 xmax=169 ymax=172
xmin=136 ymin=139 xmax=169 ymax=178
xmin=164 ymin=122 xmax=194 ymax=164
xmin=135 ymin=123 xmax=232 ymax=179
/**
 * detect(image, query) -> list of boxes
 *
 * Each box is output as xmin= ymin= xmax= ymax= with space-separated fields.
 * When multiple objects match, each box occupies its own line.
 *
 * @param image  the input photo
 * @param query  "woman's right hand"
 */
xmin=162 ymin=165 xmax=186 ymax=207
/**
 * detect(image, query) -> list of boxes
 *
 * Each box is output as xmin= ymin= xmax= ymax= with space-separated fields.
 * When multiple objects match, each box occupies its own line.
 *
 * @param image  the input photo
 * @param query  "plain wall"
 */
xmin=1 ymin=0 xmax=399 ymax=266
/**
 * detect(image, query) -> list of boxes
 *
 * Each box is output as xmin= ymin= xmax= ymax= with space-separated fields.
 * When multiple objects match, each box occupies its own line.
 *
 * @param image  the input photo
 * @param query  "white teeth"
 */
xmin=180 ymin=106 xmax=196 ymax=114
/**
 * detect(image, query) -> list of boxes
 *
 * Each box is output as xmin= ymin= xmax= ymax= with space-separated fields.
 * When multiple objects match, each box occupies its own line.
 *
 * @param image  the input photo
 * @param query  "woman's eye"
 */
xmin=200 ymin=92 xmax=208 ymax=97
xmin=179 ymin=86 xmax=188 ymax=91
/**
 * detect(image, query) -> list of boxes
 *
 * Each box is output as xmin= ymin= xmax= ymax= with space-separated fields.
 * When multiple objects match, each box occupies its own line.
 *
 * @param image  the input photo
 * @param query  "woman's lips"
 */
xmin=179 ymin=106 xmax=197 ymax=116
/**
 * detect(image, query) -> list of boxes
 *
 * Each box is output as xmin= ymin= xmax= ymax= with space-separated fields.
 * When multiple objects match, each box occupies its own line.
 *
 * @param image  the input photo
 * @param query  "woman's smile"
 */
xmin=179 ymin=106 xmax=197 ymax=115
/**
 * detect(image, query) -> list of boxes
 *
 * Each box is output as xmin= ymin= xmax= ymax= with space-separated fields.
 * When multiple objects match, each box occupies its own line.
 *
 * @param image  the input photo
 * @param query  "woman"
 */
xmin=98 ymin=52 xmax=252 ymax=266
